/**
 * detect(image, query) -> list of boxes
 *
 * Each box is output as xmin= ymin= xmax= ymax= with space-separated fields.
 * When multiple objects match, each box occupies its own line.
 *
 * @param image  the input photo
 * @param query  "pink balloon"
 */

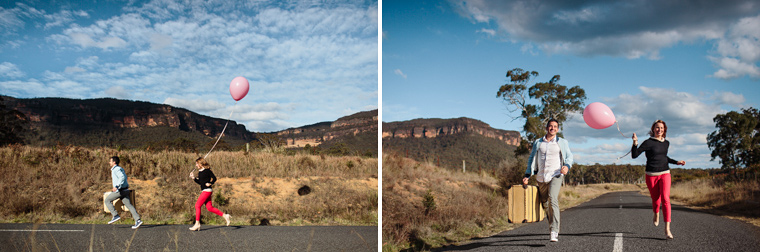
xmin=229 ymin=76 xmax=249 ymax=101
xmin=583 ymin=102 xmax=616 ymax=129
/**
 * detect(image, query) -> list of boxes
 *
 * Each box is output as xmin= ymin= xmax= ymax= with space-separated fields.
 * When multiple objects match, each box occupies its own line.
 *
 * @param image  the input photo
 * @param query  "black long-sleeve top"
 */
xmin=631 ymin=138 xmax=678 ymax=173
xmin=194 ymin=169 xmax=217 ymax=190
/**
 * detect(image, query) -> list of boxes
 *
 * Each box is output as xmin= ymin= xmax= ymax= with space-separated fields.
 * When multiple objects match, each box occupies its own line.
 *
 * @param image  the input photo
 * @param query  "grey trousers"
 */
xmin=104 ymin=190 xmax=140 ymax=221
xmin=537 ymin=174 xmax=563 ymax=233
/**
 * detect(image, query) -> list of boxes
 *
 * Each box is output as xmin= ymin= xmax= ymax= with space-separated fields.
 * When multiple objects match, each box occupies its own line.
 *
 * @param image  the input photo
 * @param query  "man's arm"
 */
xmin=562 ymin=139 xmax=573 ymax=174
xmin=523 ymin=140 xmax=537 ymax=185
xmin=112 ymin=168 xmax=126 ymax=190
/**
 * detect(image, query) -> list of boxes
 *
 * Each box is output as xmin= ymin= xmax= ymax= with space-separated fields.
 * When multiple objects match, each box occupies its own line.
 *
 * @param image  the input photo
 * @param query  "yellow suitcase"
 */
xmin=103 ymin=190 xmax=135 ymax=213
xmin=508 ymin=185 xmax=545 ymax=223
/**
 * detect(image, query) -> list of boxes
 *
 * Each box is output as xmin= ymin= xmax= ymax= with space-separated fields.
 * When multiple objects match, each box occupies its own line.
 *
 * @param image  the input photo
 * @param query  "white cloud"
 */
xmin=247 ymin=120 xmax=293 ymax=133
xmin=715 ymin=15 xmax=760 ymax=63
xmin=563 ymin=87 xmax=739 ymax=168
xmin=367 ymin=4 xmax=378 ymax=28
xmin=447 ymin=0 xmax=760 ymax=79
xmin=2 ymin=0 xmax=377 ymax=133
xmin=149 ymin=33 xmax=173 ymax=51
xmin=566 ymin=86 xmax=725 ymax=141
xmin=0 ymin=6 xmax=25 ymax=34
xmin=44 ymin=10 xmax=80 ymax=29
xmin=69 ymin=33 xmax=128 ymax=49
xmin=64 ymin=66 xmax=85 ymax=73
xmin=668 ymin=133 xmax=708 ymax=146
xmin=0 ymin=79 xmax=48 ymax=97
xmin=713 ymin=91 xmax=746 ymax=107
xmin=105 ymin=86 xmax=132 ymax=99
xmin=394 ymin=69 xmax=407 ymax=79
xmin=708 ymin=56 xmax=760 ymax=80
xmin=478 ymin=28 xmax=496 ymax=36
xmin=0 ymin=62 xmax=24 ymax=78
xmin=552 ymin=7 xmax=600 ymax=25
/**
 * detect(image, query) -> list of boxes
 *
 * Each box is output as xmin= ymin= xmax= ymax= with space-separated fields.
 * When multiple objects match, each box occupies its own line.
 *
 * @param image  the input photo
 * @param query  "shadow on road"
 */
xmin=571 ymin=202 xmax=705 ymax=214
xmin=432 ymin=232 xmax=634 ymax=251
xmin=198 ymin=225 xmax=245 ymax=231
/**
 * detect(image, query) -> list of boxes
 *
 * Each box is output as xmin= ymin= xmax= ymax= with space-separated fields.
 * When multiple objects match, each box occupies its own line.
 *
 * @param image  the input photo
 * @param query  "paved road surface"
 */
xmin=0 ymin=223 xmax=377 ymax=251
xmin=435 ymin=191 xmax=760 ymax=251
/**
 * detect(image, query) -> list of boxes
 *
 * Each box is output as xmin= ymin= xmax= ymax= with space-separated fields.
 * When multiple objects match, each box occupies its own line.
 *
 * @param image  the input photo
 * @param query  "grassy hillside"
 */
xmin=23 ymin=125 xmax=224 ymax=151
xmin=0 ymin=145 xmax=377 ymax=226
xmin=318 ymin=131 xmax=378 ymax=157
xmin=382 ymin=132 xmax=517 ymax=174
xmin=381 ymin=154 xmax=642 ymax=252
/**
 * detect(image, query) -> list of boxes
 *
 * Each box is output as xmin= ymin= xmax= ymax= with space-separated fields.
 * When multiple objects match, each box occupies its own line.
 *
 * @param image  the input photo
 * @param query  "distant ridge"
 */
xmin=1 ymin=95 xmax=377 ymax=156
xmin=382 ymin=117 xmax=520 ymax=172
xmin=382 ymin=117 xmax=520 ymax=146
xmin=275 ymin=109 xmax=378 ymax=156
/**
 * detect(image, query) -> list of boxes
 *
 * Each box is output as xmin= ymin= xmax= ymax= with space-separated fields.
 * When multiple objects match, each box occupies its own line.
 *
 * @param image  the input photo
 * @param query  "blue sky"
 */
xmin=382 ymin=0 xmax=760 ymax=168
xmin=0 ymin=0 xmax=378 ymax=133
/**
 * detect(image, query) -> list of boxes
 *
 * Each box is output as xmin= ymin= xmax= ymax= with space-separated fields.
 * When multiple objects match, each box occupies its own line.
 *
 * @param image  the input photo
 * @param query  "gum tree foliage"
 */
xmin=253 ymin=133 xmax=285 ymax=152
xmin=707 ymin=107 xmax=760 ymax=171
xmin=496 ymin=68 xmax=586 ymax=154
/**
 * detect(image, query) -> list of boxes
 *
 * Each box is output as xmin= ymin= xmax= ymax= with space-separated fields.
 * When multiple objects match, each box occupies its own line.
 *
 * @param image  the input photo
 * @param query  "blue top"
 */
xmin=111 ymin=165 xmax=129 ymax=190
xmin=525 ymin=136 xmax=574 ymax=177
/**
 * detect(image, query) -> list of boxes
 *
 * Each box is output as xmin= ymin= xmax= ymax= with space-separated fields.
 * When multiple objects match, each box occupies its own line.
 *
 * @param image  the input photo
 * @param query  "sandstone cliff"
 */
xmin=1 ymin=96 xmax=378 ymax=155
xmin=2 ymin=96 xmax=255 ymax=142
xmin=276 ymin=109 xmax=378 ymax=147
xmin=382 ymin=117 xmax=520 ymax=146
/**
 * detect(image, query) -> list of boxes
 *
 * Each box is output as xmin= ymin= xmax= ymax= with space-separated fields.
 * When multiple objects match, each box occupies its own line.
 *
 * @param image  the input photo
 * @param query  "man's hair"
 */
xmin=111 ymin=156 xmax=120 ymax=165
xmin=546 ymin=118 xmax=559 ymax=128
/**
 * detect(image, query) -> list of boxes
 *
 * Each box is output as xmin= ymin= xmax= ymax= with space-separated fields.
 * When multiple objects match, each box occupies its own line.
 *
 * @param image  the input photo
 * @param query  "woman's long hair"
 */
xmin=195 ymin=157 xmax=211 ymax=169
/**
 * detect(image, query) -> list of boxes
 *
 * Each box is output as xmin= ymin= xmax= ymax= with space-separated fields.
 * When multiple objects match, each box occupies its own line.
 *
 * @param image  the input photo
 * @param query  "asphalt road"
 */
xmin=435 ymin=191 xmax=760 ymax=252
xmin=0 ymin=223 xmax=377 ymax=251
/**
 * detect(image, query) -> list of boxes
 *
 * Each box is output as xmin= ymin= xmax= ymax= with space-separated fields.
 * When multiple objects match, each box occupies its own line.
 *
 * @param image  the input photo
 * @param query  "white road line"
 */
xmin=619 ymin=205 xmax=622 ymax=209
xmin=0 ymin=229 xmax=85 ymax=232
xmin=613 ymin=233 xmax=623 ymax=252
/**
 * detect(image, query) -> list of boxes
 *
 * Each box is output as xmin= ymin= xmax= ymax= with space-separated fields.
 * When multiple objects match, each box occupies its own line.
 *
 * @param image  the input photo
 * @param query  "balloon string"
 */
xmin=616 ymin=149 xmax=632 ymax=160
xmin=191 ymin=102 xmax=236 ymax=175
xmin=615 ymin=121 xmax=627 ymax=138
xmin=615 ymin=120 xmax=631 ymax=160
xmin=204 ymin=101 xmax=236 ymax=159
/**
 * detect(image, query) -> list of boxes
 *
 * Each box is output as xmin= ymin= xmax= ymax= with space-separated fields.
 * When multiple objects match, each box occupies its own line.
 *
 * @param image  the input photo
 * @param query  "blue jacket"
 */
xmin=111 ymin=165 xmax=129 ymax=190
xmin=525 ymin=136 xmax=573 ymax=177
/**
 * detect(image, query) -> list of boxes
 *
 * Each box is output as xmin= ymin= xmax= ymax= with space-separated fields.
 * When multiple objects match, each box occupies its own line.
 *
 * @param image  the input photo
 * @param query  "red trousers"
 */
xmin=645 ymin=173 xmax=671 ymax=222
xmin=195 ymin=191 xmax=224 ymax=221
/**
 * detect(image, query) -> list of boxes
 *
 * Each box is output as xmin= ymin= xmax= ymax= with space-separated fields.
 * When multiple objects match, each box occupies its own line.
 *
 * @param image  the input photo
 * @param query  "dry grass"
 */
xmin=382 ymin=154 xmax=508 ymax=252
xmin=671 ymin=178 xmax=760 ymax=227
xmin=0 ymin=145 xmax=377 ymax=226
xmin=381 ymin=154 xmax=642 ymax=252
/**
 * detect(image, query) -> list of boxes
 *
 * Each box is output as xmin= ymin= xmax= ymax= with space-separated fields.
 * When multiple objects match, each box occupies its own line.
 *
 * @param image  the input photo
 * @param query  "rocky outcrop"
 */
xmin=382 ymin=117 xmax=520 ymax=146
xmin=276 ymin=109 xmax=378 ymax=147
xmin=2 ymin=96 xmax=255 ymax=141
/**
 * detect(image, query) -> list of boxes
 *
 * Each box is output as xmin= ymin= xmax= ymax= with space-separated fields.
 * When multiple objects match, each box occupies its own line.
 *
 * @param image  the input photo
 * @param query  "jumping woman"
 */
xmin=189 ymin=157 xmax=231 ymax=231
xmin=632 ymin=120 xmax=685 ymax=239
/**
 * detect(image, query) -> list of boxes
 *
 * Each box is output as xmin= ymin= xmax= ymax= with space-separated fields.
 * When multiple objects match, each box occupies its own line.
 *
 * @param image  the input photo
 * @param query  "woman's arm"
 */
xmin=631 ymin=134 xmax=646 ymax=159
xmin=208 ymin=170 xmax=217 ymax=185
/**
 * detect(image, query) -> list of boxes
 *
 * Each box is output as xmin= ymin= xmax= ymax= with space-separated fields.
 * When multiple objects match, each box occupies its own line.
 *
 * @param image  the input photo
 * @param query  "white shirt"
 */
xmin=537 ymin=136 xmax=562 ymax=182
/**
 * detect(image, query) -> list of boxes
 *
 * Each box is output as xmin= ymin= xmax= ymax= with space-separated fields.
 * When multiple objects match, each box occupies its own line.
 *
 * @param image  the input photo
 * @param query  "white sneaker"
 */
xmin=550 ymin=231 xmax=558 ymax=242
xmin=131 ymin=219 xmax=143 ymax=229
